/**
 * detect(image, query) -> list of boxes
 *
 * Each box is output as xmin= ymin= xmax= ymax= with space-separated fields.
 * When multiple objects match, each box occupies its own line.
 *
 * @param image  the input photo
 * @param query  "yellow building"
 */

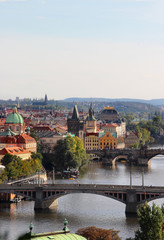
xmin=85 ymin=133 xmax=99 ymax=150
xmin=99 ymin=132 xmax=117 ymax=150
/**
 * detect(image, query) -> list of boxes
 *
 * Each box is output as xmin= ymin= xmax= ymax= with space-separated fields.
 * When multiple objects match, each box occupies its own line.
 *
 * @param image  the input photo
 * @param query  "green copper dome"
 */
xmin=5 ymin=108 xmax=24 ymax=124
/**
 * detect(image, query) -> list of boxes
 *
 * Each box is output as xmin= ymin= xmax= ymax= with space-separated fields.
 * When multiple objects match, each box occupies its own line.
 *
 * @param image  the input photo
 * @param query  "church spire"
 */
xmin=89 ymin=102 xmax=94 ymax=119
xmin=72 ymin=105 xmax=79 ymax=120
xmin=45 ymin=94 xmax=48 ymax=105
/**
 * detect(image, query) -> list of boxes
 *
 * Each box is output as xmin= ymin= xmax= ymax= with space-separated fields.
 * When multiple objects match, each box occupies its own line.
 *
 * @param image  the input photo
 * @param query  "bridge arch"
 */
xmin=147 ymin=154 xmax=164 ymax=163
xmin=112 ymin=155 xmax=128 ymax=165
xmin=42 ymin=189 xmax=127 ymax=207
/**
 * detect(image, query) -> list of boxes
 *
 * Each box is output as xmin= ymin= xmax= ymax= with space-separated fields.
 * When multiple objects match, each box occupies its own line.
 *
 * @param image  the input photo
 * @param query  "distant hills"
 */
xmin=64 ymin=98 xmax=164 ymax=106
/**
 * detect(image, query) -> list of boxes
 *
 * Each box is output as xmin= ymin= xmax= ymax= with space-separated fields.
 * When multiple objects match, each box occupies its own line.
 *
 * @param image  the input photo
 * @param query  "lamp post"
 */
xmin=52 ymin=167 xmax=55 ymax=185
xmin=130 ymin=163 xmax=132 ymax=189
xmin=142 ymin=168 xmax=144 ymax=187
xmin=38 ymin=171 xmax=40 ymax=186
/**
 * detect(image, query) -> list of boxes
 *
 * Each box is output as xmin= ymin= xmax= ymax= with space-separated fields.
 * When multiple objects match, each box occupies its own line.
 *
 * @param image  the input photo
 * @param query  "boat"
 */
xmin=10 ymin=197 xmax=21 ymax=203
xmin=69 ymin=177 xmax=75 ymax=180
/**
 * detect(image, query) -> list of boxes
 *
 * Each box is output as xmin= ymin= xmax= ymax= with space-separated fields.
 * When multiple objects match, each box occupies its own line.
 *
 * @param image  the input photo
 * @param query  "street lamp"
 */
xmin=130 ymin=163 xmax=132 ymax=189
xmin=52 ymin=167 xmax=55 ymax=185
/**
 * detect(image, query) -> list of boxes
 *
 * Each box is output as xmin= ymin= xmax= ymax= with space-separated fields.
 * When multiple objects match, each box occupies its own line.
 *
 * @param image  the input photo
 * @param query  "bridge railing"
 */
xmin=4 ymin=170 xmax=47 ymax=185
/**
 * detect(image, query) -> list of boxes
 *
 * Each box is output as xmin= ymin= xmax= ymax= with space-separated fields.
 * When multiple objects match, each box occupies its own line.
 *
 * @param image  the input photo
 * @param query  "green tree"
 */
xmin=0 ymin=169 xmax=7 ymax=183
xmin=138 ymin=115 xmax=163 ymax=141
xmin=31 ymin=152 xmax=43 ymax=162
xmin=0 ymin=153 xmax=42 ymax=181
xmin=134 ymin=202 xmax=164 ymax=240
xmin=1 ymin=153 xmax=16 ymax=166
xmin=53 ymin=135 xmax=89 ymax=171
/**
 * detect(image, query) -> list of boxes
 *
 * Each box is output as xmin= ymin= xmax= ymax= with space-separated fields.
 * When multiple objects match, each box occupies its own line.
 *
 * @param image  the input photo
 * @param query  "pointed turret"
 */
xmin=86 ymin=102 xmax=96 ymax=121
xmin=72 ymin=105 xmax=79 ymax=120
xmin=67 ymin=104 xmax=84 ymax=139
xmin=85 ymin=102 xmax=97 ymax=133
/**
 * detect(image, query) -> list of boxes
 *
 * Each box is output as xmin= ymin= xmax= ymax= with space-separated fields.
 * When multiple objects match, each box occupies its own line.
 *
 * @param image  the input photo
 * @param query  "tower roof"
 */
xmin=86 ymin=102 xmax=96 ymax=121
xmin=72 ymin=105 xmax=79 ymax=120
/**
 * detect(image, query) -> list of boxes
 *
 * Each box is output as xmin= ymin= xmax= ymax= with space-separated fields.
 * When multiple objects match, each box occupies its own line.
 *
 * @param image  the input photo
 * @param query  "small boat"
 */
xmin=120 ymin=160 xmax=126 ymax=163
xmin=71 ymin=175 xmax=78 ymax=179
xmin=10 ymin=197 xmax=21 ymax=203
xmin=69 ymin=178 xmax=75 ymax=180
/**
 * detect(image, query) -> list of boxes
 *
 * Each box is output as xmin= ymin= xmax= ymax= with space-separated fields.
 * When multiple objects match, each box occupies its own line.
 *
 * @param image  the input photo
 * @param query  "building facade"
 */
xmin=99 ymin=132 xmax=117 ymax=150
xmin=85 ymin=133 xmax=99 ymax=150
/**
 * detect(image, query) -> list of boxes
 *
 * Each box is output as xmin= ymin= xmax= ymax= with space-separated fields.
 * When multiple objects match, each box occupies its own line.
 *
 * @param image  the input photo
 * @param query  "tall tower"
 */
xmin=45 ymin=94 xmax=48 ymax=105
xmin=67 ymin=105 xmax=84 ymax=140
xmin=85 ymin=103 xmax=97 ymax=133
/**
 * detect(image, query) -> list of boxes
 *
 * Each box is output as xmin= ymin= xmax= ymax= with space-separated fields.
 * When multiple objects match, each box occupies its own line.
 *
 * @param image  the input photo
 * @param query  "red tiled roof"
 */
xmin=0 ymin=147 xmax=30 ymax=155
xmin=0 ymin=119 xmax=6 ymax=126
xmin=101 ymin=123 xmax=119 ymax=127
xmin=86 ymin=132 xmax=99 ymax=137
xmin=0 ymin=136 xmax=17 ymax=144
xmin=33 ymin=126 xmax=53 ymax=131
xmin=16 ymin=134 xmax=36 ymax=144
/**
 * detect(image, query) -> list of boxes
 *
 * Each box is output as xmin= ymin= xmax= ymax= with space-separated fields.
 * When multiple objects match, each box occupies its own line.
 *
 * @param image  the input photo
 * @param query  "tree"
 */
xmin=53 ymin=135 xmax=89 ymax=171
xmin=133 ymin=202 xmax=164 ymax=240
xmin=1 ymin=153 xmax=17 ymax=166
xmin=76 ymin=226 xmax=120 ymax=240
xmin=0 ymin=169 xmax=7 ymax=183
xmin=138 ymin=115 xmax=163 ymax=141
xmin=0 ymin=153 xmax=42 ymax=181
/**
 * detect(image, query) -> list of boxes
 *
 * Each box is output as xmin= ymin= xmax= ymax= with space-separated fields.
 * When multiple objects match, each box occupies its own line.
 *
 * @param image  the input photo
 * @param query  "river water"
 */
xmin=1 ymin=155 xmax=164 ymax=240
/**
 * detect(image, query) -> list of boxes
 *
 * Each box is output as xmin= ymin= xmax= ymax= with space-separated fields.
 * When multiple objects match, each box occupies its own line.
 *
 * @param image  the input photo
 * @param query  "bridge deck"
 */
xmin=1 ymin=184 xmax=164 ymax=193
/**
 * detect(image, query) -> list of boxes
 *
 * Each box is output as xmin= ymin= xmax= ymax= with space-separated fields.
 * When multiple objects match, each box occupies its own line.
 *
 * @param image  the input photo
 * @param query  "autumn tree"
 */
xmin=76 ymin=226 xmax=120 ymax=240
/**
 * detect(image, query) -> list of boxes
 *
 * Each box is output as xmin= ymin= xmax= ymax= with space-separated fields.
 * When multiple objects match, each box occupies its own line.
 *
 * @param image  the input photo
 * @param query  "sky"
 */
xmin=0 ymin=0 xmax=164 ymax=100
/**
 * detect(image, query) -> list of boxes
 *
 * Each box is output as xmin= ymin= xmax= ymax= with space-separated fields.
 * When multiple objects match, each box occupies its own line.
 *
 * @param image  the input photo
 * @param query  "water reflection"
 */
xmin=1 ymin=155 xmax=164 ymax=239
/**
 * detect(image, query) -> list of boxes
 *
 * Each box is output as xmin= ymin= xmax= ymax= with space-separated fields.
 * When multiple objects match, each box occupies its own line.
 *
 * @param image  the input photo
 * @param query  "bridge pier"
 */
xmin=125 ymin=189 xmax=138 ymax=215
xmin=34 ymin=187 xmax=58 ymax=209
xmin=137 ymin=158 xmax=149 ymax=167
xmin=102 ymin=158 xmax=113 ymax=166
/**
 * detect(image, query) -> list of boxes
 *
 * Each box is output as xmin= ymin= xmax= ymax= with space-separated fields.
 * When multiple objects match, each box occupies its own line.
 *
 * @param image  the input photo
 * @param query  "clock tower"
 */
xmin=85 ymin=103 xmax=97 ymax=133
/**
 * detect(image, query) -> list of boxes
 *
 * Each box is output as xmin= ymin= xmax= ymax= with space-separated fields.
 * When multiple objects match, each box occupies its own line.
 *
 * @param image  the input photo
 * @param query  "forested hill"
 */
xmin=64 ymin=98 xmax=164 ymax=106
xmin=103 ymin=101 xmax=159 ymax=114
xmin=59 ymin=100 xmax=160 ymax=114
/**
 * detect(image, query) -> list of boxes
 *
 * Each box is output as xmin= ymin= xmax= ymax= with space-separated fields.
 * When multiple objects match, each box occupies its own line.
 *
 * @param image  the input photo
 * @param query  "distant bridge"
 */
xmin=1 ymin=183 xmax=164 ymax=215
xmin=87 ymin=148 xmax=164 ymax=166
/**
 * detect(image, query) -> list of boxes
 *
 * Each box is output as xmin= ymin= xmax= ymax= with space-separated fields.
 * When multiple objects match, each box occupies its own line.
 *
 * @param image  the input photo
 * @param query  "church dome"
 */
xmin=101 ymin=107 xmax=118 ymax=115
xmin=5 ymin=107 xmax=24 ymax=124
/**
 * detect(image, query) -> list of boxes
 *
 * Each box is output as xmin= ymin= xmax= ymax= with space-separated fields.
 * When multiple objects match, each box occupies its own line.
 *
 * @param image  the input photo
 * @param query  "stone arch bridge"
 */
xmin=87 ymin=148 xmax=164 ymax=166
xmin=1 ymin=183 xmax=164 ymax=215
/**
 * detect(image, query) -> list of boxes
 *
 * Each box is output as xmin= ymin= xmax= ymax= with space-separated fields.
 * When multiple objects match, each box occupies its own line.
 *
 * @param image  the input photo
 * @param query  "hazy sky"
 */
xmin=0 ymin=0 xmax=164 ymax=100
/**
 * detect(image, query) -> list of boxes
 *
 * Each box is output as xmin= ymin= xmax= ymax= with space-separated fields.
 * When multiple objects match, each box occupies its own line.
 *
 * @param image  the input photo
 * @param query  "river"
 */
xmin=1 ymin=155 xmax=164 ymax=240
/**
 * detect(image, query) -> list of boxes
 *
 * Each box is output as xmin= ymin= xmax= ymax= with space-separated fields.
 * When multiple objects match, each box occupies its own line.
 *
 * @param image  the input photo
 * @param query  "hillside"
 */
xmin=64 ymin=98 xmax=164 ymax=106
xmin=58 ymin=100 xmax=160 ymax=114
